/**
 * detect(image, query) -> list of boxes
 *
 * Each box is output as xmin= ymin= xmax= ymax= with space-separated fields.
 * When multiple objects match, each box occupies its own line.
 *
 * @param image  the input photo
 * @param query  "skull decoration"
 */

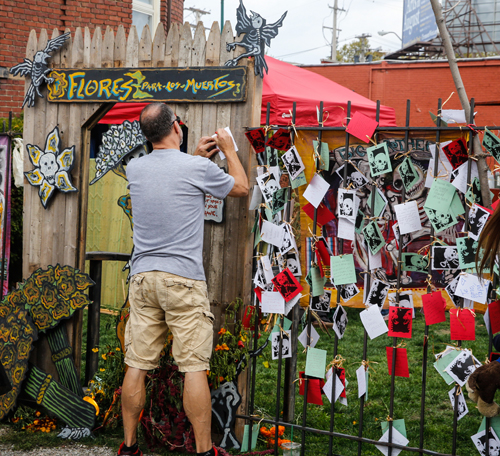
xmin=344 ymin=284 xmax=356 ymax=296
xmin=350 ymin=171 xmax=365 ymax=188
xmin=374 ymin=154 xmax=387 ymax=173
xmin=39 ymin=153 xmax=57 ymax=185
xmin=443 ymin=247 xmax=458 ymax=263
xmin=340 ymin=198 xmax=354 ymax=216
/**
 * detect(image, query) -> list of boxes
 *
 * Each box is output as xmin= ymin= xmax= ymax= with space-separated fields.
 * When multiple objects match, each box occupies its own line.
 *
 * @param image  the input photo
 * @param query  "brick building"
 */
xmin=0 ymin=0 xmax=185 ymax=117
xmin=302 ymin=58 xmax=500 ymax=128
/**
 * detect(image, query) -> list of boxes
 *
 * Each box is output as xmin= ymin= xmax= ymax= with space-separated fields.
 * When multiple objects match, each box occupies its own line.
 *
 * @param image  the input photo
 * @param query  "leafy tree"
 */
xmin=337 ymin=37 xmax=385 ymax=63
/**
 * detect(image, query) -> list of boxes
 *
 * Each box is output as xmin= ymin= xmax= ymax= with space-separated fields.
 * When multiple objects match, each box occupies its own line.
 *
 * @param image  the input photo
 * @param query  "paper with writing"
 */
xmin=450 ymin=308 xmax=476 ymax=341
xmin=454 ymin=273 xmax=491 ymax=304
xmin=261 ymin=291 xmax=285 ymax=314
xmin=360 ymin=304 xmax=388 ymax=340
xmin=394 ymin=201 xmax=422 ymax=235
xmin=303 ymin=173 xmax=330 ymax=208
xmin=368 ymin=248 xmax=383 ymax=271
xmin=425 ymin=178 xmax=456 ymax=212
xmin=338 ymin=217 xmax=355 ymax=241
xmin=305 ymin=347 xmax=327 ymax=378
xmin=260 ymin=220 xmax=284 ymax=247
xmin=331 ymin=254 xmax=357 ymax=286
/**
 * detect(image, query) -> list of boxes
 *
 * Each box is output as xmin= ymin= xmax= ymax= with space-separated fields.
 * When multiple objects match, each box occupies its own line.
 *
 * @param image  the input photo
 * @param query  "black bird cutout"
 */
xmin=10 ymin=32 xmax=70 ymax=108
xmin=225 ymin=0 xmax=287 ymax=78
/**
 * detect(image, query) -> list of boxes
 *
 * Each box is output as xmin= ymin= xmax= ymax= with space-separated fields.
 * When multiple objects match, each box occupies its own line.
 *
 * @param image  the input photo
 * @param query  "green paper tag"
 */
xmin=268 ymin=317 xmax=292 ymax=340
xmin=254 ymin=224 xmax=262 ymax=248
xmin=479 ymin=416 xmax=500 ymax=438
xmin=367 ymin=188 xmax=386 ymax=218
xmin=305 ymin=347 xmax=327 ymax=378
xmin=425 ymin=178 xmax=456 ymax=212
xmin=400 ymin=157 xmax=420 ymax=193
xmin=240 ymin=424 xmax=260 ymax=452
xmin=483 ymin=128 xmax=500 ymax=164
xmin=291 ymin=171 xmax=307 ymax=189
xmin=311 ymin=265 xmax=326 ymax=297
xmin=367 ymin=142 xmax=392 ymax=177
xmin=272 ymin=188 xmax=288 ymax=216
xmin=331 ymin=254 xmax=356 ymax=286
xmin=381 ymin=419 xmax=407 ymax=439
xmin=449 ymin=192 xmax=465 ymax=217
xmin=313 ymin=140 xmax=330 ymax=171
xmin=457 ymin=237 xmax=477 ymax=270
xmin=402 ymin=253 xmax=429 ymax=273
xmin=363 ymin=221 xmax=385 ymax=255
xmin=424 ymin=206 xmax=457 ymax=234
xmin=433 ymin=350 xmax=460 ymax=385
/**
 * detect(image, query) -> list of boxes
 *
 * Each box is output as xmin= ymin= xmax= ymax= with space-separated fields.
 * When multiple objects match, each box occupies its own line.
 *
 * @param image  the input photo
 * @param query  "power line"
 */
xmin=275 ymin=44 xmax=330 ymax=58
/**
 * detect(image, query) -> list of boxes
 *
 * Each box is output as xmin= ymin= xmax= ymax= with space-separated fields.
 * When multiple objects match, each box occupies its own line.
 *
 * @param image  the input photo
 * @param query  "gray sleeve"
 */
xmin=202 ymin=160 xmax=235 ymax=199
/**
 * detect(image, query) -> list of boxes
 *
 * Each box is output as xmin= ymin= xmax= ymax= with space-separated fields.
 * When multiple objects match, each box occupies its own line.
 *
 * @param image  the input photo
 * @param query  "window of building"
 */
xmin=132 ymin=0 xmax=160 ymax=38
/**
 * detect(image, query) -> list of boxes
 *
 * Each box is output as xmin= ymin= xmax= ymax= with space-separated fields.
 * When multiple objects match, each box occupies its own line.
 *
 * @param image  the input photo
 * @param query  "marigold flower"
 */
xmin=100 ymin=368 xmax=105 ymax=372
xmin=218 ymin=328 xmax=227 ymax=335
xmin=115 ymin=347 xmax=121 ymax=351
xmin=92 ymin=348 xmax=99 ymax=353
xmin=101 ymin=354 xmax=107 ymax=360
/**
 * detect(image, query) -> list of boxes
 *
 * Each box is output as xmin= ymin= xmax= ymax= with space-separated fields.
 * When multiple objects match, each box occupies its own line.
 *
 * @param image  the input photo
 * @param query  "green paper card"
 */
xmin=449 ymin=192 xmax=465 ymax=217
xmin=272 ymin=188 xmax=288 ymax=216
xmin=240 ymin=424 xmax=259 ymax=452
xmin=479 ymin=416 xmax=500 ymax=438
xmin=457 ymin=237 xmax=477 ymax=270
xmin=425 ymin=178 xmax=456 ymax=212
xmin=424 ymin=206 xmax=457 ymax=234
xmin=311 ymin=265 xmax=327 ymax=297
xmin=268 ymin=317 xmax=292 ymax=340
xmin=265 ymin=206 xmax=273 ymax=221
xmin=363 ymin=221 xmax=385 ymax=255
xmin=291 ymin=171 xmax=307 ymax=189
xmin=254 ymin=224 xmax=262 ymax=247
xmin=367 ymin=142 xmax=392 ymax=177
xmin=483 ymin=128 xmax=500 ymax=164
xmin=381 ymin=419 xmax=407 ymax=439
xmin=305 ymin=269 xmax=313 ymax=287
xmin=331 ymin=254 xmax=357 ymax=286
xmin=399 ymin=157 xmax=420 ymax=193
xmin=305 ymin=347 xmax=327 ymax=378
xmin=402 ymin=253 xmax=428 ymax=273
xmin=367 ymin=188 xmax=387 ymax=218
xmin=313 ymin=140 xmax=330 ymax=171
xmin=433 ymin=350 xmax=460 ymax=385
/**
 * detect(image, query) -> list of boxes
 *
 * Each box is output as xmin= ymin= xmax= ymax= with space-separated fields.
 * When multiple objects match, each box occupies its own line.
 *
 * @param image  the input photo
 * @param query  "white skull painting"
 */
xmin=340 ymin=197 xmax=354 ymax=216
xmin=350 ymin=171 xmax=366 ymax=188
xmin=39 ymin=152 xmax=58 ymax=185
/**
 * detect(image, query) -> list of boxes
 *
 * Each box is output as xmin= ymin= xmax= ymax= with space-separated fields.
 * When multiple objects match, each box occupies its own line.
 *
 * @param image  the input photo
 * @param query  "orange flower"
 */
xmin=218 ymin=328 xmax=227 ymax=335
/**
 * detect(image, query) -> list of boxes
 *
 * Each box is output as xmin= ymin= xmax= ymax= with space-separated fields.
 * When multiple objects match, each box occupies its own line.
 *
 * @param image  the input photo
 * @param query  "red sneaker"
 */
xmin=117 ymin=442 xmax=143 ymax=456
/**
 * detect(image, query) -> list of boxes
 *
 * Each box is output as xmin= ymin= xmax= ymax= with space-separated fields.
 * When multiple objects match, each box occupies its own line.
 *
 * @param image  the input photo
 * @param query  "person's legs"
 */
xmin=183 ymin=370 xmax=212 ymax=453
xmin=121 ymin=367 xmax=148 ymax=447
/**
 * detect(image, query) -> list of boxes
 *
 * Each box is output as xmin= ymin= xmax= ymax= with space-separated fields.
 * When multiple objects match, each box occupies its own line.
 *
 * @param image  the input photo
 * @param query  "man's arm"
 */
xmin=214 ymin=129 xmax=249 ymax=197
xmin=193 ymin=136 xmax=219 ymax=159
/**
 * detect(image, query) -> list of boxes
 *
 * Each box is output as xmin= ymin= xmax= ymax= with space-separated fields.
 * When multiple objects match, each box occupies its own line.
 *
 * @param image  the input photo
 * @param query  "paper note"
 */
xmin=249 ymin=185 xmax=262 ymax=211
xmin=346 ymin=111 xmax=378 ymax=143
xmin=442 ymin=109 xmax=467 ymax=124
xmin=433 ymin=349 xmax=461 ymax=385
xmin=322 ymin=369 xmax=345 ymax=404
xmin=425 ymin=141 xmax=453 ymax=188
xmin=381 ymin=419 xmax=407 ymax=439
xmin=454 ymin=273 xmax=491 ymax=304
xmin=422 ymin=291 xmax=447 ymax=325
xmin=305 ymin=347 xmax=327 ymax=378
xmin=368 ymin=248 xmax=382 ymax=271
xmin=313 ymin=140 xmax=330 ymax=171
xmin=212 ymin=126 xmax=238 ymax=160
xmin=303 ymin=173 xmax=330 ymax=208
xmin=338 ymin=189 xmax=358 ymax=223
xmin=360 ymin=304 xmax=388 ymax=340
xmin=425 ymin=178 xmax=456 ymax=212
xmin=282 ymin=146 xmax=306 ymax=181
xmin=375 ymin=427 xmax=409 ymax=456
xmin=356 ymin=365 xmax=367 ymax=398
xmin=331 ymin=254 xmax=357 ymax=286
xmin=261 ymin=291 xmax=285 ymax=314
xmin=448 ymin=387 xmax=469 ymax=421
xmin=452 ymin=160 xmax=479 ymax=194
xmin=240 ymin=424 xmax=259 ymax=452
xmin=260 ymin=255 xmax=274 ymax=284
xmin=291 ymin=170 xmax=307 ymax=189
xmin=450 ymin=308 xmax=475 ymax=341
xmin=284 ymin=293 xmax=301 ymax=315
xmin=338 ymin=217 xmax=355 ymax=241
xmin=298 ymin=325 xmax=320 ymax=349
xmin=386 ymin=347 xmax=410 ymax=377
xmin=310 ymin=265 xmax=326 ymax=297
xmin=368 ymin=187 xmax=388 ymax=217
xmin=394 ymin=201 xmax=422 ymax=235
xmin=260 ymin=220 xmax=284 ymax=247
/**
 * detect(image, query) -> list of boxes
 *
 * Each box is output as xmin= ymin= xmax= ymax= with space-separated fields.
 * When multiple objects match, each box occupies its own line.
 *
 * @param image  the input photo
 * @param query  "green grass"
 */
xmin=1 ymin=307 xmax=493 ymax=455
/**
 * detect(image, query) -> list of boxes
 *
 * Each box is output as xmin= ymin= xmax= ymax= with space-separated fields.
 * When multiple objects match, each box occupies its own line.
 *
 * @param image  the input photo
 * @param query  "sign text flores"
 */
xmin=47 ymin=67 xmax=247 ymax=103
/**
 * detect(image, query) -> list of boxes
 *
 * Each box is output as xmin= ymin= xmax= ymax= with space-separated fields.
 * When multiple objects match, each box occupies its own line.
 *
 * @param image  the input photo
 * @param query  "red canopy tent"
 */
xmin=99 ymin=56 xmax=397 ymax=126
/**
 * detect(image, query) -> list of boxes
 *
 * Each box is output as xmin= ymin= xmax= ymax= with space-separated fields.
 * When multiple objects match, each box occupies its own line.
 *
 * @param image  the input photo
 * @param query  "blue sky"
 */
xmin=183 ymin=0 xmax=405 ymax=65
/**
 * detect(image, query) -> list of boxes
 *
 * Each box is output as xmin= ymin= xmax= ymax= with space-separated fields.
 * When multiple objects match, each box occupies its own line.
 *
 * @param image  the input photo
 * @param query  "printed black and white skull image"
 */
xmin=344 ymin=283 xmax=356 ymax=297
xmin=340 ymin=197 xmax=354 ymax=216
xmin=372 ymin=149 xmax=389 ymax=173
xmin=265 ymin=179 xmax=279 ymax=197
xmin=39 ymin=152 xmax=58 ymax=185
xmin=411 ymin=254 xmax=427 ymax=269
xmin=350 ymin=171 xmax=365 ymax=188
xmin=443 ymin=247 xmax=458 ymax=265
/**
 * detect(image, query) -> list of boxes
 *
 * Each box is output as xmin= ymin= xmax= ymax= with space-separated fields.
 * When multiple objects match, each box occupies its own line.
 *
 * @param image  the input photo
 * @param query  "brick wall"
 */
xmin=302 ymin=59 xmax=500 ymax=127
xmin=0 ymin=0 xmax=184 ymax=117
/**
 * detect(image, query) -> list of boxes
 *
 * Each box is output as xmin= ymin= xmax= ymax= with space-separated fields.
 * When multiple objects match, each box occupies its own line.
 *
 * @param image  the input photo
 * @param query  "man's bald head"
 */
xmin=139 ymin=103 xmax=175 ymax=144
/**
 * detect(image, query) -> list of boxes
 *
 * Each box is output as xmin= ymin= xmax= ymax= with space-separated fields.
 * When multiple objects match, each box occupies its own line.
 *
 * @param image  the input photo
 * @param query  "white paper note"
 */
xmin=368 ymin=249 xmax=382 ymax=271
xmin=394 ymin=201 xmax=422 ymax=235
xmin=426 ymin=141 xmax=453 ymax=188
xmin=298 ymin=325 xmax=320 ymax=349
xmin=260 ymin=220 xmax=284 ymax=247
xmin=454 ymin=273 xmax=491 ymax=304
xmin=338 ymin=217 xmax=355 ymax=241
xmin=322 ymin=369 xmax=344 ymax=404
xmin=356 ymin=365 xmax=367 ymax=398
xmin=249 ymin=185 xmax=262 ymax=211
xmin=261 ymin=291 xmax=285 ymax=314
xmin=375 ymin=427 xmax=409 ymax=456
xmin=303 ymin=173 xmax=330 ymax=208
xmin=284 ymin=293 xmax=301 ymax=315
xmin=484 ymin=308 xmax=491 ymax=335
xmin=213 ymin=126 xmax=238 ymax=160
xmin=442 ymin=109 xmax=467 ymax=124
xmin=360 ymin=304 xmax=389 ymax=340
xmin=260 ymin=255 xmax=274 ymax=284
xmin=452 ymin=161 xmax=479 ymax=194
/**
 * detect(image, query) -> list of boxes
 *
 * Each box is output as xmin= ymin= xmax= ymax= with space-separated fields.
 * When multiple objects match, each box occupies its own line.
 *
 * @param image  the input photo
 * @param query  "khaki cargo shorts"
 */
xmin=124 ymin=271 xmax=214 ymax=373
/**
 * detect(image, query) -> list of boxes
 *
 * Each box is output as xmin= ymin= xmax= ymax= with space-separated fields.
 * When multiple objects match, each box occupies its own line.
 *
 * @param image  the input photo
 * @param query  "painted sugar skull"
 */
xmin=39 ymin=152 xmax=58 ymax=185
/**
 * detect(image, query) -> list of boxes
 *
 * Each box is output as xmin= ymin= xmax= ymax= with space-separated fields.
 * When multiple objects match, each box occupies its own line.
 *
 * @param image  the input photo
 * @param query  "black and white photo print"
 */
xmin=338 ymin=189 xmax=357 ymax=223
xmin=339 ymin=283 xmax=360 ymax=303
xmin=285 ymin=251 xmax=301 ymax=277
xmin=483 ymin=128 xmax=500 ymax=162
xmin=271 ymin=330 xmax=292 ymax=360
xmin=363 ymin=221 xmax=385 ymax=255
xmin=457 ymin=237 xmax=478 ymax=269
xmin=399 ymin=157 xmax=419 ymax=192
xmin=425 ymin=207 xmax=457 ymax=233
xmin=468 ymin=204 xmax=490 ymax=241
xmin=335 ymin=163 xmax=369 ymax=190
xmin=431 ymin=246 xmax=460 ymax=270
xmin=471 ymin=428 xmax=500 ymax=456
xmin=281 ymin=146 xmax=305 ymax=180
xmin=365 ymin=279 xmax=390 ymax=308
xmin=311 ymin=289 xmax=332 ymax=313
xmin=445 ymin=274 xmax=462 ymax=307
xmin=279 ymin=223 xmax=297 ymax=256
xmin=355 ymin=209 xmax=365 ymax=234
xmin=444 ymin=349 xmax=479 ymax=386
xmin=333 ymin=304 xmax=348 ymax=339
xmin=448 ymin=388 xmax=468 ymax=421
xmin=367 ymin=142 xmax=392 ymax=177
xmin=256 ymin=171 xmax=280 ymax=204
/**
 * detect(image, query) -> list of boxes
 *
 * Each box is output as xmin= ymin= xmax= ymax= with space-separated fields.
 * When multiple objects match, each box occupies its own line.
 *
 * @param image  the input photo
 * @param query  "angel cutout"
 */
xmin=225 ymin=0 xmax=287 ymax=77
xmin=10 ymin=32 xmax=70 ymax=108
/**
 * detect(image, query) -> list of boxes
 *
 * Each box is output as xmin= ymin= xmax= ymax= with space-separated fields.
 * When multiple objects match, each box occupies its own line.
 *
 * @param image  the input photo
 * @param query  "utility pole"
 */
xmin=324 ymin=1 xmax=345 ymax=62
xmin=355 ymin=33 xmax=371 ymax=62
xmin=184 ymin=6 xmax=210 ymax=32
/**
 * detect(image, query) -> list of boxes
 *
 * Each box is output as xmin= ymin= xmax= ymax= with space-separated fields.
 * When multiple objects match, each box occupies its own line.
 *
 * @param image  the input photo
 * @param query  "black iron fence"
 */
xmin=238 ymin=99 xmax=498 ymax=456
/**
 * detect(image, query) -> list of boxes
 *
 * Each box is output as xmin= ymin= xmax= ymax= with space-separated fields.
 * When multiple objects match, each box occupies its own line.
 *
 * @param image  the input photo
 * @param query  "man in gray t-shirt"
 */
xmin=119 ymin=103 xmax=248 ymax=456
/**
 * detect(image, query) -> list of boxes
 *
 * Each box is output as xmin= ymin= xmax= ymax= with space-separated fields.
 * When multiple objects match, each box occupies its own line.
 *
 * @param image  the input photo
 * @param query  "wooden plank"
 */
xmin=90 ymin=26 xmax=102 ymax=69
xmin=83 ymin=27 xmax=91 ymax=68
xmin=126 ymin=26 xmax=139 ymax=67
xmin=152 ymin=24 xmax=166 ymax=67
xmin=175 ymin=22 xmax=193 ymax=130
xmin=102 ymin=26 xmax=114 ymax=68
xmin=114 ymin=25 xmax=126 ymax=67
xmin=164 ymin=22 xmax=180 ymax=67
xmin=138 ymin=24 xmax=152 ymax=67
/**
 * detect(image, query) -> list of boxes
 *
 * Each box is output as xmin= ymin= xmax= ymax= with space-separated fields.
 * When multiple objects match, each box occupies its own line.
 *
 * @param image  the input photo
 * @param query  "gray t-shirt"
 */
xmin=126 ymin=148 xmax=235 ymax=280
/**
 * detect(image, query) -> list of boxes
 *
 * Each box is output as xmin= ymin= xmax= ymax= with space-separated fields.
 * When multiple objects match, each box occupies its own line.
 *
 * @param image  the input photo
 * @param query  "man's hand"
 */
xmin=194 ymin=136 xmax=218 ymax=158
xmin=214 ymin=129 xmax=236 ymax=156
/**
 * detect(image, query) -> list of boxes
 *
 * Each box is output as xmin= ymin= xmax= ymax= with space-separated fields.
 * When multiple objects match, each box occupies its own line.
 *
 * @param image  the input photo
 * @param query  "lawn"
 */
xmin=0 ymin=306 xmax=492 ymax=456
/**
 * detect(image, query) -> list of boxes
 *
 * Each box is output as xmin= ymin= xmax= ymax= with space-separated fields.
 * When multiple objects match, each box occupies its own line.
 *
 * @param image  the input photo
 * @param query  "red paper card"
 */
xmin=478 ymin=204 xmax=494 ymax=215
xmin=303 ymin=202 xmax=335 ymax=226
xmin=316 ymin=239 xmax=331 ymax=266
xmin=272 ymin=268 xmax=304 ymax=302
xmin=254 ymin=287 xmax=263 ymax=303
xmin=388 ymin=307 xmax=413 ymax=339
xmin=442 ymin=138 xmax=468 ymax=170
xmin=242 ymin=305 xmax=256 ymax=330
xmin=266 ymin=128 xmax=291 ymax=151
xmin=449 ymin=308 xmax=475 ymax=341
xmin=492 ymin=199 xmax=500 ymax=212
xmin=337 ymin=367 xmax=347 ymax=398
xmin=489 ymin=301 xmax=500 ymax=334
xmin=315 ymin=250 xmax=325 ymax=277
xmin=422 ymin=291 xmax=447 ymax=325
xmin=345 ymin=111 xmax=379 ymax=143
xmin=299 ymin=371 xmax=325 ymax=405
xmin=386 ymin=347 xmax=410 ymax=378
xmin=245 ymin=128 xmax=266 ymax=154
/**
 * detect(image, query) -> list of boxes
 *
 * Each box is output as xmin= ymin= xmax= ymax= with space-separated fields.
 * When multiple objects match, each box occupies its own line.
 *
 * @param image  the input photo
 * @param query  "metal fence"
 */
xmin=237 ymin=99 xmax=497 ymax=456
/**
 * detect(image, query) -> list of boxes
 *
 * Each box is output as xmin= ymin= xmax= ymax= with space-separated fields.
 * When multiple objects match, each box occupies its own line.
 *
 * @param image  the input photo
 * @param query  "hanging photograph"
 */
xmin=457 ymin=237 xmax=478 ymax=270
xmin=335 ymin=162 xmax=369 ymax=190
xmin=431 ymin=246 xmax=459 ymax=270
xmin=281 ymin=146 xmax=305 ymax=181
xmin=402 ymin=253 xmax=429 ymax=273
xmin=339 ymin=283 xmax=360 ymax=303
xmin=483 ymin=128 xmax=500 ymax=163
xmin=337 ymin=189 xmax=357 ymax=223
xmin=367 ymin=142 xmax=392 ymax=177
xmin=271 ymin=330 xmax=292 ymax=360
xmin=365 ymin=279 xmax=390 ymax=308
xmin=363 ymin=221 xmax=385 ymax=255
xmin=424 ymin=207 xmax=457 ymax=234
xmin=399 ymin=157 xmax=420 ymax=193
xmin=471 ymin=428 xmax=500 ymax=456
xmin=444 ymin=349 xmax=479 ymax=387
xmin=256 ymin=171 xmax=280 ymax=204
xmin=311 ymin=289 xmax=332 ymax=313
xmin=468 ymin=204 xmax=491 ymax=241
xmin=448 ymin=388 xmax=468 ymax=421
xmin=332 ymin=304 xmax=348 ymax=339
xmin=442 ymin=138 xmax=468 ymax=170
